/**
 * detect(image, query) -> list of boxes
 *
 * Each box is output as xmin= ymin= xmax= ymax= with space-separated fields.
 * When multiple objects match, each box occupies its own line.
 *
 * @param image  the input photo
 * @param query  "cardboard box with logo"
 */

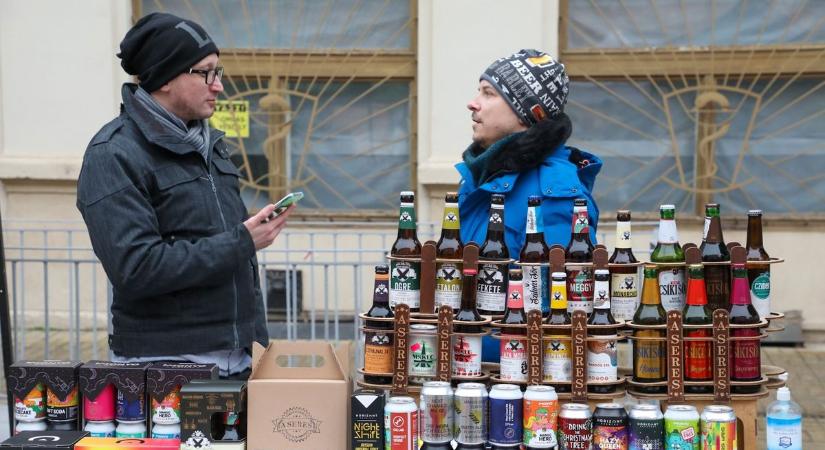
xmin=247 ymin=341 xmax=351 ymax=450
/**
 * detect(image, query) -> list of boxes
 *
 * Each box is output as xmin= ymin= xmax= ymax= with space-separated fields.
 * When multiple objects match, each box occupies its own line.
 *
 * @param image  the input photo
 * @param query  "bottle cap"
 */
xmin=777 ymin=386 xmax=791 ymax=401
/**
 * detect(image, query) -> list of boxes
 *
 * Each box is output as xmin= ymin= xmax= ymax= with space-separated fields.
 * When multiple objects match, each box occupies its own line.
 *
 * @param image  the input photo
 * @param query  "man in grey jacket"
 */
xmin=77 ymin=13 xmax=290 ymax=378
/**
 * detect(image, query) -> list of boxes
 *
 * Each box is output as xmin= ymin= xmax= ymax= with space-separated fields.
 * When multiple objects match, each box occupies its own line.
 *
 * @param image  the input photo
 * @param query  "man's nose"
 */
xmin=210 ymin=78 xmax=224 ymax=93
xmin=467 ymin=99 xmax=480 ymax=111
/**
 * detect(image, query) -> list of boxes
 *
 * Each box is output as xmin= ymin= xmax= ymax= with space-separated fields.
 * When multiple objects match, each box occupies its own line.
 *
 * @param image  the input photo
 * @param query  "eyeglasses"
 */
xmin=187 ymin=66 xmax=224 ymax=85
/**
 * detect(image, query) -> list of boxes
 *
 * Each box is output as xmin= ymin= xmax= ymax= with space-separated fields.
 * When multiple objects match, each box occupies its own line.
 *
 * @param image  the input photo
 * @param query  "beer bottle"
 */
xmin=682 ymin=264 xmax=713 ymax=393
xmin=501 ymin=269 xmax=526 ymax=332
xmin=363 ymin=265 xmax=394 ymax=385
xmin=565 ymin=198 xmax=595 ymax=315
xmin=632 ymin=265 xmax=667 ymax=393
xmin=544 ymin=272 xmax=572 ymax=391
xmin=700 ymin=203 xmax=731 ymax=311
xmin=454 ymin=266 xmax=482 ymax=331
xmin=452 ymin=267 xmax=483 ymax=379
xmin=729 ymin=262 xmax=762 ymax=393
xmin=609 ymin=210 xmax=640 ymax=322
xmin=435 ymin=192 xmax=464 ymax=312
xmin=520 ymin=196 xmax=550 ymax=316
xmin=650 ymin=204 xmax=686 ymax=312
xmin=389 ymin=191 xmax=422 ymax=312
xmin=746 ymin=210 xmax=771 ymax=319
xmin=500 ymin=269 xmax=527 ymax=383
xmin=477 ymin=194 xmax=509 ymax=315
xmin=587 ymin=269 xmax=618 ymax=393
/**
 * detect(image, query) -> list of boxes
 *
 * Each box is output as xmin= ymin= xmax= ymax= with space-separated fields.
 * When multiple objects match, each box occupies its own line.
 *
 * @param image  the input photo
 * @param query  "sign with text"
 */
xmin=209 ymin=100 xmax=249 ymax=137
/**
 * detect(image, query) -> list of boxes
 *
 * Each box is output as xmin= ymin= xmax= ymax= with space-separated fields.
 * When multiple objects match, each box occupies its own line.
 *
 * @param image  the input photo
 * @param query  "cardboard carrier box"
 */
xmin=247 ymin=341 xmax=351 ymax=450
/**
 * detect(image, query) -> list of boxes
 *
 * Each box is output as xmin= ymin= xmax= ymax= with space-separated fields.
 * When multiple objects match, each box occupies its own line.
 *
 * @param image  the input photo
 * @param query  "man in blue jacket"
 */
xmin=457 ymin=49 xmax=601 ymax=254
xmin=456 ymin=49 xmax=602 ymax=362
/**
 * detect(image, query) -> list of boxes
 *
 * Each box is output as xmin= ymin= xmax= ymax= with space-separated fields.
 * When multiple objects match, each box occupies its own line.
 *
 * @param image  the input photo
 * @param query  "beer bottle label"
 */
xmin=731 ymin=329 xmax=761 ymax=380
xmin=685 ymin=330 xmax=712 ymax=380
xmin=593 ymin=278 xmax=610 ymax=310
xmin=526 ymin=206 xmax=540 ymax=234
xmin=572 ymin=208 xmax=590 ymax=234
xmin=587 ymin=337 xmax=617 ymax=382
xmin=611 ymin=272 xmax=639 ymax=322
xmin=704 ymin=266 xmax=730 ymax=310
xmin=615 ymin=221 xmax=632 ymax=248
xmin=523 ymin=266 xmax=544 ymax=313
xmin=634 ymin=330 xmax=665 ymax=380
xmin=434 ymin=262 xmax=462 ymax=310
xmin=523 ymin=398 xmax=559 ymax=447
xmin=499 ymin=337 xmax=527 ymax=382
xmin=364 ymin=331 xmax=393 ymax=374
xmin=658 ymin=268 xmax=686 ymax=312
xmin=389 ymin=260 xmax=420 ymax=309
xmin=398 ymin=204 xmax=416 ymax=230
xmin=750 ymin=270 xmax=771 ymax=319
xmin=476 ymin=263 xmax=507 ymax=312
xmin=543 ymin=336 xmax=572 ymax=382
xmin=442 ymin=205 xmax=460 ymax=230
xmin=566 ymin=267 xmax=594 ymax=314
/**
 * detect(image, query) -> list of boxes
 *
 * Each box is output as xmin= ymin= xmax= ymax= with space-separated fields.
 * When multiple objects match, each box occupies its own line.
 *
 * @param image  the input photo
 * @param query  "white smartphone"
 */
xmin=264 ymin=191 xmax=304 ymax=222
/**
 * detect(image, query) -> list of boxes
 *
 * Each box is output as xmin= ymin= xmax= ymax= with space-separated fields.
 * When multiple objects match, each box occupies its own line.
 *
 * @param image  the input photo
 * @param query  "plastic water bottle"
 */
xmin=766 ymin=386 xmax=802 ymax=450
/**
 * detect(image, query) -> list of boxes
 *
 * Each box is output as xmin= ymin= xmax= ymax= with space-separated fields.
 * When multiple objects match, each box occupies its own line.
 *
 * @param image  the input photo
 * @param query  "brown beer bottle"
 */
xmin=435 ymin=192 xmax=464 ymax=312
xmin=746 ymin=210 xmax=771 ymax=319
xmin=632 ymin=265 xmax=667 ymax=393
xmin=477 ymin=194 xmax=509 ymax=315
xmin=389 ymin=191 xmax=422 ymax=312
xmin=729 ymin=262 xmax=762 ymax=394
xmin=454 ymin=266 xmax=482 ymax=332
xmin=587 ymin=269 xmax=618 ymax=393
xmin=565 ymin=198 xmax=595 ymax=315
xmin=700 ymin=203 xmax=730 ymax=311
xmin=520 ymin=196 xmax=550 ymax=316
xmin=501 ymin=269 xmax=526 ymax=333
xmin=609 ymin=210 xmax=640 ymax=322
xmin=682 ymin=264 xmax=713 ymax=393
xmin=544 ymin=272 xmax=572 ymax=391
xmin=363 ymin=265 xmax=394 ymax=385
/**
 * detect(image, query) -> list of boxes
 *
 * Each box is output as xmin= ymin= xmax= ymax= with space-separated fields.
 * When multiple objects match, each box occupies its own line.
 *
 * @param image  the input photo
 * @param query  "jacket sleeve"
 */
xmin=77 ymin=143 xmax=256 ymax=298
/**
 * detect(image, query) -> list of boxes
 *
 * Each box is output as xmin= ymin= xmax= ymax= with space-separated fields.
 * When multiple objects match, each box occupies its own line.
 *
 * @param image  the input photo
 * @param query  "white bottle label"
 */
xmin=476 ymin=263 xmax=507 ymax=312
xmin=611 ymin=272 xmax=639 ymax=322
xmin=659 ymin=268 xmax=686 ymax=312
xmin=434 ymin=262 xmax=462 ymax=310
xmin=615 ymin=221 xmax=632 ymax=248
xmin=523 ymin=266 xmax=543 ymax=313
xmin=587 ymin=337 xmax=618 ymax=382
xmin=658 ymin=219 xmax=679 ymax=244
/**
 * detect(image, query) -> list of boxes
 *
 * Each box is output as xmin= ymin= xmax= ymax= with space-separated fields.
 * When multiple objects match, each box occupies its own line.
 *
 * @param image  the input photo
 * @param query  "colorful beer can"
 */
xmin=84 ymin=420 xmax=116 ymax=437
xmin=15 ymin=419 xmax=47 ymax=434
xmin=700 ymin=405 xmax=736 ymax=450
xmin=384 ymin=396 xmax=418 ymax=450
xmin=558 ymin=403 xmax=592 ymax=450
xmin=499 ymin=335 xmax=527 ymax=382
xmin=454 ymin=382 xmax=488 ymax=445
xmin=151 ymin=385 xmax=182 ymax=425
xmin=593 ymin=403 xmax=628 ymax=450
xmin=420 ymin=381 xmax=453 ymax=444
xmin=629 ymin=404 xmax=664 ymax=450
xmin=115 ymin=420 xmax=147 ymax=438
xmin=489 ymin=384 xmax=523 ymax=447
xmin=14 ymin=383 xmax=46 ymax=422
xmin=83 ymin=383 xmax=116 ymax=421
xmin=152 ymin=422 xmax=181 ymax=439
xmin=47 ymin=420 xmax=77 ymax=431
xmin=452 ymin=334 xmax=482 ymax=377
xmin=46 ymin=386 xmax=79 ymax=422
xmin=116 ymin=389 xmax=146 ymax=422
xmin=665 ymin=405 xmax=700 ymax=449
xmin=523 ymin=385 xmax=559 ymax=449
xmin=409 ymin=324 xmax=437 ymax=383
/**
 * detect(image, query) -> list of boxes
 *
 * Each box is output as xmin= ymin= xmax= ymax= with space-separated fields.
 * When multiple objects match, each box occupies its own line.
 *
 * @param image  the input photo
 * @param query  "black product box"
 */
xmin=79 ymin=361 xmax=151 ymax=423
xmin=351 ymin=389 xmax=385 ymax=450
xmin=8 ymin=360 xmax=83 ymax=429
xmin=0 ymin=430 xmax=89 ymax=450
xmin=180 ymin=380 xmax=246 ymax=450
xmin=146 ymin=362 xmax=218 ymax=435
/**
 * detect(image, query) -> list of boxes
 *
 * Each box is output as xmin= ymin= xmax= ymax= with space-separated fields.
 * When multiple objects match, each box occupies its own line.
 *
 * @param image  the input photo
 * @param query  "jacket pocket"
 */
xmin=152 ymin=164 xmax=214 ymax=236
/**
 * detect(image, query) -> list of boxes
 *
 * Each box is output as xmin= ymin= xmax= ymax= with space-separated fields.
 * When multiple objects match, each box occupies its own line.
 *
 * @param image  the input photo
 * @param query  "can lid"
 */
xmin=456 ymin=382 xmax=487 ymax=391
xmin=551 ymin=272 xmax=566 ymax=278
xmin=561 ymin=403 xmax=590 ymax=410
xmin=705 ymin=405 xmax=734 ymax=413
xmin=388 ymin=396 xmax=415 ymax=404
xmin=667 ymin=404 xmax=698 ymax=412
xmin=526 ymin=385 xmax=556 ymax=393
xmin=410 ymin=324 xmax=437 ymax=331
xmin=595 ymin=403 xmax=623 ymax=409
xmin=632 ymin=404 xmax=659 ymax=411
xmin=422 ymin=381 xmax=451 ymax=388
xmin=491 ymin=384 xmax=520 ymax=391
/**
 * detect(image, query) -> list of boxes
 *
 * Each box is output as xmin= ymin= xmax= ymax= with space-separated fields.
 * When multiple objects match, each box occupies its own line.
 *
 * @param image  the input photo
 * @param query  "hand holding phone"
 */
xmin=263 ymin=191 xmax=304 ymax=222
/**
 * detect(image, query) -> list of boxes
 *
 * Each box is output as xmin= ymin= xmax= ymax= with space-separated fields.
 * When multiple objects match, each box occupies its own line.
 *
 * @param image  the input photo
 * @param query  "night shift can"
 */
xmin=420 ymin=381 xmax=454 ymax=445
xmin=384 ymin=396 xmax=418 ymax=450
xmin=84 ymin=420 xmax=116 ymax=437
xmin=664 ymin=404 xmax=699 ymax=449
xmin=558 ymin=403 xmax=593 ymax=450
xmin=352 ymin=389 xmax=385 ymax=450
xmin=46 ymin=386 xmax=79 ymax=422
xmin=629 ymin=404 xmax=664 ymax=450
xmin=409 ymin=324 xmax=437 ymax=383
xmin=14 ymin=383 xmax=46 ymax=422
xmin=523 ymin=385 xmax=559 ymax=449
xmin=489 ymin=384 xmax=522 ymax=447
xmin=116 ymin=389 xmax=146 ymax=422
xmin=593 ymin=403 xmax=628 ymax=450
xmin=700 ymin=405 xmax=736 ymax=450
xmin=454 ymin=382 xmax=488 ymax=446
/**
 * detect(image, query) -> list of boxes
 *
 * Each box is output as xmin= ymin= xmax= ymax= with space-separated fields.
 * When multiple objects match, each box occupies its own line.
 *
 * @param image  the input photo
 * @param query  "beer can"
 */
xmin=152 ymin=422 xmax=181 ymax=439
xmin=384 ymin=396 xmax=418 ymax=450
xmin=499 ymin=335 xmax=527 ymax=382
xmin=454 ymin=382 xmax=488 ymax=445
xmin=14 ymin=419 xmax=47 ymax=434
xmin=84 ymin=383 xmax=116 ymax=421
xmin=489 ymin=384 xmax=523 ymax=447
xmin=409 ymin=324 xmax=437 ymax=383
xmin=115 ymin=420 xmax=147 ymax=438
xmin=14 ymin=383 xmax=46 ymax=422
xmin=558 ymin=403 xmax=592 ymax=450
xmin=629 ymin=404 xmax=664 ymax=450
xmin=523 ymin=385 xmax=559 ymax=449
xmin=452 ymin=334 xmax=483 ymax=377
xmin=420 ymin=381 xmax=454 ymax=444
xmin=47 ymin=420 xmax=76 ymax=431
xmin=151 ymin=386 xmax=182 ymax=425
xmin=84 ymin=420 xmax=116 ymax=437
xmin=543 ymin=335 xmax=572 ymax=382
xmin=700 ymin=405 xmax=736 ymax=450
xmin=116 ymin=389 xmax=146 ymax=422
xmin=664 ymin=405 xmax=699 ymax=449
xmin=593 ymin=403 xmax=628 ymax=450
xmin=46 ymin=386 xmax=79 ymax=422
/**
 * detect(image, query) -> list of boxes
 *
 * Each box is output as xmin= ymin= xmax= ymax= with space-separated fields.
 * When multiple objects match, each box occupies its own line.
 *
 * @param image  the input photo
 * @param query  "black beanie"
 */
xmin=118 ymin=13 xmax=220 ymax=92
xmin=481 ymin=49 xmax=569 ymax=125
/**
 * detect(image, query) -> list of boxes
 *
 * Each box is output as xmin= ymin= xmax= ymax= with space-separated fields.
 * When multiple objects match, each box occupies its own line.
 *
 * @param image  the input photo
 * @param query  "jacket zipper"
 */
xmin=206 ymin=150 xmax=240 ymax=349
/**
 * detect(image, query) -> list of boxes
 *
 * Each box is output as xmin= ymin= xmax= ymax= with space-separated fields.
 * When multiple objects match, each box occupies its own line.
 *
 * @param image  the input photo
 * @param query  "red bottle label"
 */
xmin=684 ymin=329 xmax=712 ymax=380
xmin=731 ymin=328 xmax=761 ymax=380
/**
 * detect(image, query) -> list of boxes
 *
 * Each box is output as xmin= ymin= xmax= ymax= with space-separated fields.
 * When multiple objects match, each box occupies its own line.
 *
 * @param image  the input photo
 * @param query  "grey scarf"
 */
xmin=133 ymin=87 xmax=211 ymax=161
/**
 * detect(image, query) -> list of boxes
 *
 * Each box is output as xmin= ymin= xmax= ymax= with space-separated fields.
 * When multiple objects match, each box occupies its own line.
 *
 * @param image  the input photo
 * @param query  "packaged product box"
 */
xmin=8 ymin=361 xmax=83 ymax=430
xmin=180 ymin=380 xmax=246 ymax=450
xmin=146 ymin=362 xmax=217 ymax=436
xmin=351 ymin=389 xmax=385 ymax=450
xmin=247 ymin=340 xmax=351 ymax=450
xmin=79 ymin=361 xmax=151 ymax=425
xmin=0 ymin=430 xmax=88 ymax=450
xmin=74 ymin=437 xmax=180 ymax=450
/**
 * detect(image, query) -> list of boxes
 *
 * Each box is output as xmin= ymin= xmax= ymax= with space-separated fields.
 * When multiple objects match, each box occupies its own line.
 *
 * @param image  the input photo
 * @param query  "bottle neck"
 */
xmin=459 ymin=272 xmax=479 ymax=312
xmin=730 ymin=267 xmax=751 ymax=306
xmin=641 ymin=276 xmax=661 ymax=305
xmin=686 ymin=276 xmax=708 ymax=306
xmin=614 ymin=220 xmax=632 ymax=249
xmin=484 ymin=205 xmax=505 ymax=238
xmin=397 ymin=202 xmax=417 ymax=237
xmin=658 ymin=219 xmax=679 ymax=244
xmin=746 ymin=215 xmax=764 ymax=249
xmin=550 ymin=280 xmax=568 ymax=310
xmin=525 ymin=205 xmax=542 ymax=235
xmin=441 ymin=202 xmax=460 ymax=232
xmin=506 ymin=280 xmax=524 ymax=310
xmin=703 ymin=215 xmax=724 ymax=244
